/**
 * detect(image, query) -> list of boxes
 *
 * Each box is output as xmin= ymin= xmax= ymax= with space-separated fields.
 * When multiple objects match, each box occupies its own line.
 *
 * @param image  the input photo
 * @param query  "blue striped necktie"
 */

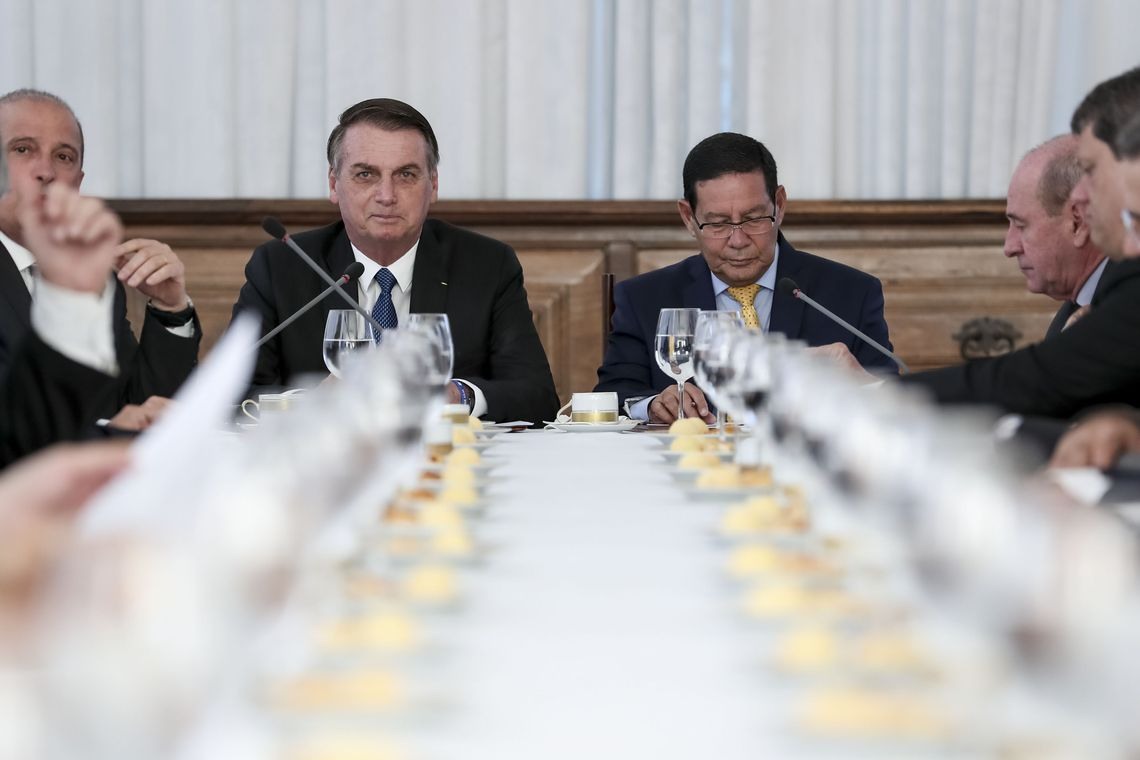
xmin=371 ymin=268 xmax=398 ymax=340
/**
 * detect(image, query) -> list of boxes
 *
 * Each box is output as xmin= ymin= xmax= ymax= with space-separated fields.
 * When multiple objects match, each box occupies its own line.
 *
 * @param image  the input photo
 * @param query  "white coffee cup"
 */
xmin=569 ymin=391 xmax=619 ymax=423
xmin=441 ymin=403 xmax=472 ymax=424
xmin=240 ymin=389 xmax=305 ymax=421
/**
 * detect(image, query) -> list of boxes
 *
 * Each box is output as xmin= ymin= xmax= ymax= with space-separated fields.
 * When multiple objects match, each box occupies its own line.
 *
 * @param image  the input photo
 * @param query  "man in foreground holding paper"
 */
xmin=0 ymin=90 xmax=201 ymax=422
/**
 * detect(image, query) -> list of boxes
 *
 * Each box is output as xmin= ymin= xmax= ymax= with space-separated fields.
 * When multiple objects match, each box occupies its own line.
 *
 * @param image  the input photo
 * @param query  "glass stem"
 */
xmin=677 ymin=380 xmax=685 ymax=419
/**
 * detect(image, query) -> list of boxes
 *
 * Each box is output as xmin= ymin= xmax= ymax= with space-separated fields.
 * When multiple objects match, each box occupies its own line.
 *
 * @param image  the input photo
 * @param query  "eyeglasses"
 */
xmin=1122 ymin=208 xmax=1140 ymax=246
xmin=695 ymin=215 xmax=776 ymax=239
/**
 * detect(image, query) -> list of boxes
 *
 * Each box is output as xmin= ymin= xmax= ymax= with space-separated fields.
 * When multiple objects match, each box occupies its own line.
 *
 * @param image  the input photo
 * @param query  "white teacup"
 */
xmin=441 ymin=403 xmax=472 ymax=424
xmin=240 ymin=389 xmax=305 ymax=421
xmin=568 ymin=391 xmax=619 ymax=423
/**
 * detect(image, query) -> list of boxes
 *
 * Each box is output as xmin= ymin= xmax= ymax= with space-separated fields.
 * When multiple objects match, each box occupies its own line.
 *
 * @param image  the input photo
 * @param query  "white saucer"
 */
xmin=544 ymin=420 xmax=641 ymax=433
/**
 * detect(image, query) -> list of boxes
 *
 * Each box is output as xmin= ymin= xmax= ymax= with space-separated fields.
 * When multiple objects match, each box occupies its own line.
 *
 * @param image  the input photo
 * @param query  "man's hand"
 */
xmin=0 ymin=442 xmax=130 ymax=522
xmin=107 ymin=396 xmax=171 ymax=432
xmin=0 ymin=442 xmax=129 ymax=609
xmin=807 ymin=342 xmax=877 ymax=383
xmin=115 ymin=238 xmax=190 ymax=311
xmin=648 ymin=382 xmax=715 ymax=425
xmin=16 ymin=183 xmax=122 ymax=294
xmin=1050 ymin=412 xmax=1140 ymax=470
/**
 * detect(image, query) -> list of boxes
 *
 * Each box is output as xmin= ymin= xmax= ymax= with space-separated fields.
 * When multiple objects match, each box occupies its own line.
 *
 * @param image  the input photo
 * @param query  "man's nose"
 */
xmin=727 ymin=225 xmax=751 ymax=247
xmin=373 ymin=176 xmax=396 ymax=203
xmin=1003 ymin=226 xmax=1020 ymax=257
xmin=32 ymin=155 xmax=56 ymax=185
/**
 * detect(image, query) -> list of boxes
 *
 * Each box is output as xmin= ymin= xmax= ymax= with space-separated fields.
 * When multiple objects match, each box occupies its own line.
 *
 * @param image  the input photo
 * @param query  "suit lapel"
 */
xmin=768 ymin=234 xmax=806 ymax=339
xmin=326 ymin=227 xmax=356 ymax=283
xmin=409 ymin=220 xmax=449 ymax=314
xmin=0 ymin=239 xmax=31 ymax=326
xmin=0 ymin=239 xmax=32 ymax=356
xmin=680 ymin=255 xmax=717 ymax=311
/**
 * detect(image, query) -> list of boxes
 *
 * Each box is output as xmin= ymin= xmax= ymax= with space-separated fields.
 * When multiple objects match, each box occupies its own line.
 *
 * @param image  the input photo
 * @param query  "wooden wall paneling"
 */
xmin=516 ymin=249 xmax=606 ymax=404
xmin=110 ymin=199 xmax=1031 ymax=379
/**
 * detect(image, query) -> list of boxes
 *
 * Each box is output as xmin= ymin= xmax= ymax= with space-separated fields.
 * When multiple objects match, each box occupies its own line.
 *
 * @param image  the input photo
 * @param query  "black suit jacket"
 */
xmin=0 ymin=330 xmax=119 ymax=466
xmin=0 ymin=240 xmax=201 ymax=420
xmin=1044 ymin=259 xmax=1115 ymax=339
xmin=595 ymin=233 xmax=895 ymax=407
xmin=901 ymin=258 xmax=1140 ymax=417
xmin=233 ymin=218 xmax=559 ymax=424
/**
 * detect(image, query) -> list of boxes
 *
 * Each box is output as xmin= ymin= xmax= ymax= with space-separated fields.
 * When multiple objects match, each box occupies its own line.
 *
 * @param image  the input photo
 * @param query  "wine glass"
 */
xmin=693 ymin=310 xmax=744 ymax=434
xmin=322 ymin=309 xmax=376 ymax=378
xmin=403 ymin=313 xmax=455 ymax=395
xmin=654 ymin=308 xmax=700 ymax=419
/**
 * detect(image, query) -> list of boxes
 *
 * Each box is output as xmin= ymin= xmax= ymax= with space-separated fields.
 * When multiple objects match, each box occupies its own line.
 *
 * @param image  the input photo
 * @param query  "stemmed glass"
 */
xmin=693 ymin=310 xmax=744 ymax=435
xmin=323 ymin=309 xmax=377 ymax=378
xmin=654 ymin=308 xmax=700 ymax=419
xmin=403 ymin=313 xmax=455 ymax=401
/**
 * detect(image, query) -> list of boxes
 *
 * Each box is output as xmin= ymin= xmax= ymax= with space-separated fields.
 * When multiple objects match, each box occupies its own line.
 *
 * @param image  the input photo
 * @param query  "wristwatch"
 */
xmin=147 ymin=298 xmax=196 ymax=327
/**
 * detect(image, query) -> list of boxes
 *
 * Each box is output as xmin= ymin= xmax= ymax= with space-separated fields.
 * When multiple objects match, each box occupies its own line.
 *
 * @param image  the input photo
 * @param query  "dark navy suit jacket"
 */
xmin=594 ymin=233 xmax=895 ymax=407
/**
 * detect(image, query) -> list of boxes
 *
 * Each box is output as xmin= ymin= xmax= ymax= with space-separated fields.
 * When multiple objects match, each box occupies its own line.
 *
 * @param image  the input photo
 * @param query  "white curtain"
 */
xmin=0 ymin=0 xmax=1136 ymax=200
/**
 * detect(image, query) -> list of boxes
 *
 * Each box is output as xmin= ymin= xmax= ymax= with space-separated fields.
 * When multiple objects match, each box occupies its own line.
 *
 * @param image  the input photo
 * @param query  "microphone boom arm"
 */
xmin=792 ymin=287 xmax=910 ymax=374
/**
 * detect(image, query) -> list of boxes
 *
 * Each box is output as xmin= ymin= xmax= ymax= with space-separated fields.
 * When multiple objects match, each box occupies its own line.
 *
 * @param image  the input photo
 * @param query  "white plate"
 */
xmin=661 ymin=450 xmax=735 ymax=464
xmin=683 ymin=485 xmax=775 ymax=502
xmin=544 ymin=420 xmax=641 ymax=433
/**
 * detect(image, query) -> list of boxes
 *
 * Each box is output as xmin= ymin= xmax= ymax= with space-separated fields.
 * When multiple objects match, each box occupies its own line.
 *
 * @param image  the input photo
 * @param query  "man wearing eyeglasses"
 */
xmin=595 ymin=132 xmax=894 ymax=424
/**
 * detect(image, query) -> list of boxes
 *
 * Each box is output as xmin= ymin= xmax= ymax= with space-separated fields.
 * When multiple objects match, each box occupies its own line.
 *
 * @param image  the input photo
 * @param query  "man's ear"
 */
xmin=1069 ymin=198 xmax=1091 ymax=248
xmin=773 ymin=185 xmax=787 ymax=226
xmin=678 ymin=199 xmax=698 ymax=237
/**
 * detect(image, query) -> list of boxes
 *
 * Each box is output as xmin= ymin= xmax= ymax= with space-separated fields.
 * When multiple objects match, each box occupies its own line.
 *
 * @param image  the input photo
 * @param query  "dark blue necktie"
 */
xmin=371 ymin=268 xmax=398 ymax=340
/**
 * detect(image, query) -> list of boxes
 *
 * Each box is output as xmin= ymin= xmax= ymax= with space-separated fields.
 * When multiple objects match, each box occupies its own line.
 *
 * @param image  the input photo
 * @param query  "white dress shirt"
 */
xmin=350 ymin=241 xmax=488 ymax=418
xmin=1 ymin=230 xmax=117 ymax=374
xmin=1076 ymin=257 xmax=1109 ymax=307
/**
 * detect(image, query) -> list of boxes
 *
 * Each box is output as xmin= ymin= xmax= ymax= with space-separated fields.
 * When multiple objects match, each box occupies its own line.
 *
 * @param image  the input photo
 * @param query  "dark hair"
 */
xmin=682 ymin=132 xmax=777 ymax=210
xmin=1115 ymin=111 xmax=1140 ymax=161
xmin=326 ymin=98 xmax=439 ymax=173
xmin=0 ymin=88 xmax=85 ymax=167
xmin=1070 ymin=66 xmax=1140 ymax=156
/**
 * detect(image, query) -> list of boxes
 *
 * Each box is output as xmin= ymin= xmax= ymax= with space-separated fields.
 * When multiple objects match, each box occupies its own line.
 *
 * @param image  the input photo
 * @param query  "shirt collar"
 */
xmin=351 ymin=240 xmax=419 ymax=293
xmin=709 ymin=241 xmax=780 ymax=296
xmin=1075 ymin=257 xmax=1108 ymax=306
xmin=0 ymin=229 xmax=34 ymax=275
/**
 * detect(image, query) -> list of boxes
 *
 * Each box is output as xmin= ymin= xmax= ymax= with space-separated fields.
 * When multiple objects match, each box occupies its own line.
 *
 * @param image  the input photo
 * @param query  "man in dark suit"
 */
xmin=0 ymin=89 xmax=200 ymax=420
xmin=817 ymin=68 xmax=1140 ymax=423
xmin=594 ymin=132 xmax=894 ymax=423
xmin=1002 ymin=135 xmax=1109 ymax=338
xmin=233 ymin=98 xmax=558 ymax=424
xmin=0 ymin=164 xmax=129 ymax=465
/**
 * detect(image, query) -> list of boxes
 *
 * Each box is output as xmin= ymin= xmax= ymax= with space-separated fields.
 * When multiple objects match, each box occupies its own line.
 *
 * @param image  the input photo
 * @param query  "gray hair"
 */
xmin=1028 ymin=136 xmax=1083 ymax=217
xmin=0 ymin=88 xmax=85 ymax=167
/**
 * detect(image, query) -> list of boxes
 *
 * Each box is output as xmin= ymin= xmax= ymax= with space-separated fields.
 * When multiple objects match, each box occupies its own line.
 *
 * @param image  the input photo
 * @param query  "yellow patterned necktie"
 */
xmin=725 ymin=284 xmax=762 ymax=329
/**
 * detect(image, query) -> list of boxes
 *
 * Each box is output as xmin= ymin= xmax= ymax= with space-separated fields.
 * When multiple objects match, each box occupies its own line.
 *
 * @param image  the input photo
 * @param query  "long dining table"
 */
xmin=421 ymin=429 xmax=788 ymax=758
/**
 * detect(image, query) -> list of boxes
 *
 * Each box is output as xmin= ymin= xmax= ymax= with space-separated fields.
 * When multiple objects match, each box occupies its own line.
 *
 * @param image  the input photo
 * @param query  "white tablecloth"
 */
xmin=423 ymin=431 xmax=778 ymax=759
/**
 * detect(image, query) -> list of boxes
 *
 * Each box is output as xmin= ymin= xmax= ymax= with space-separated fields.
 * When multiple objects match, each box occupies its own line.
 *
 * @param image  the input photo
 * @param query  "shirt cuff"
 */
xmin=455 ymin=379 xmax=487 ymax=418
xmin=32 ymin=275 xmax=119 ymax=375
xmin=626 ymin=395 xmax=654 ymax=421
xmin=162 ymin=320 xmax=196 ymax=339
xmin=148 ymin=301 xmax=197 ymax=338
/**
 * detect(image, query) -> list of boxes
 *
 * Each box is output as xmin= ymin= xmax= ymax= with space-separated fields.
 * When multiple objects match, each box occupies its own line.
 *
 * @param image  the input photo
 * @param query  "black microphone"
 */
xmin=777 ymin=277 xmax=909 ymax=373
xmin=261 ymin=217 xmax=384 ymax=335
xmin=252 ymin=261 xmax=366 ymax=350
